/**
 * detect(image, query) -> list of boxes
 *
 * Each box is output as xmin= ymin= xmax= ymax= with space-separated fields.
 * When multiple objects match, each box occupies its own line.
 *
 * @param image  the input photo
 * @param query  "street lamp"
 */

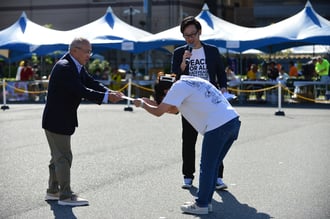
xmin=123 ymin=7 xmax=141 ymax=26
xmin=123 ymin=6 xmax=141 ymax=71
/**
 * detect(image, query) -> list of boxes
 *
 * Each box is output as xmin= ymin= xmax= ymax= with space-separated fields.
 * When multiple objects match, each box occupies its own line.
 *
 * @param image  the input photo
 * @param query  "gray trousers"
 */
xmin=45 ymin=130 xmax=73 ymax=199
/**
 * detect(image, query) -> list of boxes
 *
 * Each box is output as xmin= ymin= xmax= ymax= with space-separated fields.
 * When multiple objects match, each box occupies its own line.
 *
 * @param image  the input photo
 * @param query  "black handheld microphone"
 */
xmin=185 ymin=44 xmax=193 ymax=64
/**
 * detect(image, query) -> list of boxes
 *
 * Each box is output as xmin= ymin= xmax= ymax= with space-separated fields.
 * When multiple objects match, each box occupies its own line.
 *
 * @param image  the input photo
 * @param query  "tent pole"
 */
xmin=124 ymin=77 xmax=133 ymax=112
xmin=9 ymin=58 xmax=11 ymax=78
xmin=240 ymin=52 xmax=242 ymax=75
xmin=275 ymin=80 xmax=285 ymax=116
xmin=1 ymin=79 xmax=9 ymax=110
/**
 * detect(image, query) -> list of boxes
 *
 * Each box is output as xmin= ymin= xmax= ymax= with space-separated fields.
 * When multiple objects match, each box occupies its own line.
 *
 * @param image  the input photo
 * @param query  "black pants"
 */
xmin=181 ymin=116 xmax=224 ymax=180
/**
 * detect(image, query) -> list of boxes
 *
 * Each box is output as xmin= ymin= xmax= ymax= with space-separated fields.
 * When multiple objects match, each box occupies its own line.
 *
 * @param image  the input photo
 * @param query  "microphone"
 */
xmin=185 ymin=44 xmax=193 ymax=64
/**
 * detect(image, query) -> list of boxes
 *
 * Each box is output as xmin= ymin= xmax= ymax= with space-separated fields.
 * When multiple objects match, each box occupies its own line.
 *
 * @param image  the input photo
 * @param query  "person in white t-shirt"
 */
xmin=133 ymin=75 xmax=241 ymax=215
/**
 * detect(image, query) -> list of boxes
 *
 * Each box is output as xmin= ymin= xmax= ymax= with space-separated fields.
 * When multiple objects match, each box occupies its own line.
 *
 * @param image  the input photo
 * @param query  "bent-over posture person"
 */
xmin=133 ymin=75 xmax=241 ymax=215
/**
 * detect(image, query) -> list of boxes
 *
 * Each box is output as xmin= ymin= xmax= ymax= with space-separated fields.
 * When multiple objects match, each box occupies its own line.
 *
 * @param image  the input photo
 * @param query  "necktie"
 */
xmin=80 ymin=67 xmax=85 ymax=82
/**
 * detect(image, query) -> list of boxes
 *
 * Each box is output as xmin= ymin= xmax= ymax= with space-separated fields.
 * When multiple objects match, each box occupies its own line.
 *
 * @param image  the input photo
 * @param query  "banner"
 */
xmin=6 ymin=81 xmax=29 ymax=101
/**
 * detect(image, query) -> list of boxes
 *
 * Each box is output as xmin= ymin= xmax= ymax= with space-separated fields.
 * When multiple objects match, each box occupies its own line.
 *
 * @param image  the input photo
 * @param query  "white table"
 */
xmin=293 ymin=81 xmax=330 ymax=100
xmin=231 ymin=80 xmax=279 ymax=104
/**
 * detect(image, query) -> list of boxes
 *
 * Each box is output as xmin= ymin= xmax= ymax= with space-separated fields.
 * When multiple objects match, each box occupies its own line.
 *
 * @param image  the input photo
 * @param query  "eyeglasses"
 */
xmin=160 ymin=76 xmax=176 ymax=82
xmin=76 ymin=47 xmax=93 ymax=56
xmin=183 ymin=31 xmax=198 ymax=39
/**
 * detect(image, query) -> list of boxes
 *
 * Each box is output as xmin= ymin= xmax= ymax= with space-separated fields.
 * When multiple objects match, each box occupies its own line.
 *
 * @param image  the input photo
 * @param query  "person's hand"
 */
xmin=182 ymin=50 xmax=192 ymax=64
xmin=108 ymin=91 xmax=124 ymax=103
xmin=133 ymin=98 xmax=144 ymax=107
xmin=133 ymin=97 xmax=156 ymax=108
xmin=143 ymin=98 xmax=157 ymax=106
xmin=167 ymin=106 xmax=179 ymax=114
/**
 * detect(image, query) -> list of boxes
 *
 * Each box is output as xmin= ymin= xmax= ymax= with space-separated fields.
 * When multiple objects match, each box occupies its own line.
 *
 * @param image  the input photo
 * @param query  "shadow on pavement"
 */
xmin=212 ymin=190 xmax=272 ymax=219
xmin=184 ymin=188 xmax=272 ymax=219
xmin=46 ymin=200 xmax=81 ymax=219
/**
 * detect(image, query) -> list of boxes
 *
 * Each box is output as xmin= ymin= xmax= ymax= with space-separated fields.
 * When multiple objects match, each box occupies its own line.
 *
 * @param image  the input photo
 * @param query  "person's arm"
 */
xmin=216 ymin=51 xmax=227 ymax=91
xmin=79 ymin=67 xmax=124 ymax=103
xmin=133 ymin=97 xmax=178 ymax=117
xmin=82 ymin=67 xmax=109 ymax=92
xmin=216 ymin=57 xmax=227 ymax=93
xmin=171 ymin=47 xmax=187 ymax=80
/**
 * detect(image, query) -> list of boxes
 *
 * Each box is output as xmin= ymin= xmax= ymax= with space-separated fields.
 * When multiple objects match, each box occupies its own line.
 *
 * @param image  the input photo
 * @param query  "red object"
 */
xmin=20 ymin=67 xmax=34 ymax=81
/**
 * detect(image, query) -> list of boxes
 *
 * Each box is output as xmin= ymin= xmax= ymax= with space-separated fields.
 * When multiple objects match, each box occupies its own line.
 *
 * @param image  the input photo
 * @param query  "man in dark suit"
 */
xmin=42 ymin=37 xmax=123 ymax=206
xmin=171 ymin=16 xmax=228 ymax=190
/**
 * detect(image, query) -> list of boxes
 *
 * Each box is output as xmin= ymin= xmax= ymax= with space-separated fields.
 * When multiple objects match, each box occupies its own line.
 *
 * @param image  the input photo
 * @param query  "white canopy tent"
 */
xmin=138 ymin=1 xmax=330 ymax=54
xmin=0 ymin=12 xmax=69 ymax=55
xmin=239 ymin=1 xmax=330 ymax=53
xmin=137 ymin=4 xmax=249 ymax=52
xmin=65 ymin=7 xmax=152 ymax=54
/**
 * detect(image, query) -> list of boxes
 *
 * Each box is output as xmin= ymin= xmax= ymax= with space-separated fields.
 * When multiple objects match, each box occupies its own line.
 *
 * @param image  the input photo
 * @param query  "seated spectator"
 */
xmin=301 ymin=58 xmax=317 ymax=80
xmin=246 ymin=64 xmax=263 ymax=101
xmin=246 ymin=64 xmax=256 ymax=80
xmin=246 ymin=64 xmax=261 ymax=80
xmin=288 ymin=61 xmax=298 ymax=78
xmin=267 ymin=61 xmax=279 ymax=80
xmin=225 ymin=66 xmax=240 ymax=87
xmin=278 ymin=66 xmax=289 ymax=82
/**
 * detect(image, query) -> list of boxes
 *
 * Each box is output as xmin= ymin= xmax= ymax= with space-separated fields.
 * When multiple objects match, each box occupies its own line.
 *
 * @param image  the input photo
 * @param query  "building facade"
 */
xmin=0 ymin=0 xmax=329 ymax=76
xmin=0 ymin=0 xmax=329 ymax=32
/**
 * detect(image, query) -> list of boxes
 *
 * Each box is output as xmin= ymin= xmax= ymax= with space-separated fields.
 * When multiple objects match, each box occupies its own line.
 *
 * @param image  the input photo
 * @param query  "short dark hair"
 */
xmin=180 ymin=16 xmax=202 ymax=34
xmin=154 ymin=74 xmax=176 ymax=104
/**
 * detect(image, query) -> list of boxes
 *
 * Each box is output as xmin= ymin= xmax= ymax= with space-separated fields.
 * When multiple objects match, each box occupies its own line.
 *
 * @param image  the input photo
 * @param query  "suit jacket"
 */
xmin=171 ymin=42 xmax=227 ymax=89
xmin=42 ymin=53 xmax=108 ymax=135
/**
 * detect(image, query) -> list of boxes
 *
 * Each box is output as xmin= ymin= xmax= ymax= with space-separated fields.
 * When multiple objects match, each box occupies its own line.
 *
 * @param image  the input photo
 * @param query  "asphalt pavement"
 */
xmin=0 ymin=103 xmax=329 ymax=219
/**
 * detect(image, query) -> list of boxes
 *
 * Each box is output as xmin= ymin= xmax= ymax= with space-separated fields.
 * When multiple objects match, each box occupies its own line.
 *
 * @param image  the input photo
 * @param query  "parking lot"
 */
xmin=0 ymin=103 xmax=329 ymax=219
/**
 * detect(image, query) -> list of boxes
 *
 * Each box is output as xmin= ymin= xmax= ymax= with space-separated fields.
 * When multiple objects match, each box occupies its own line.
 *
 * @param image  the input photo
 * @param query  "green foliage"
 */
xmin=88 ymin=59 xmax=111 ymax=74
xmin=31 ymin=54 xmax=38 ymax=65
xmin=44 ymin=24 xmax=53 ymax=29
xmin=45 ymin=56 xmax=53 ymax=65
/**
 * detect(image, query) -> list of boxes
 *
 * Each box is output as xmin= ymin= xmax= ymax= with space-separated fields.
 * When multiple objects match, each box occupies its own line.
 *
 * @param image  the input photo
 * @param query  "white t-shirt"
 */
xmin=162 ymin=75 xmax=239 ymax=135
xmin=188 ymin=47 xmax=210 ymax=81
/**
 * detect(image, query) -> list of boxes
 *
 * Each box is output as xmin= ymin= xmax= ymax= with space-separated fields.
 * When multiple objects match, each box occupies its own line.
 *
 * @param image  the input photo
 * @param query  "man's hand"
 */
xmin=108 ymin=91 xmax=124 ymax=103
